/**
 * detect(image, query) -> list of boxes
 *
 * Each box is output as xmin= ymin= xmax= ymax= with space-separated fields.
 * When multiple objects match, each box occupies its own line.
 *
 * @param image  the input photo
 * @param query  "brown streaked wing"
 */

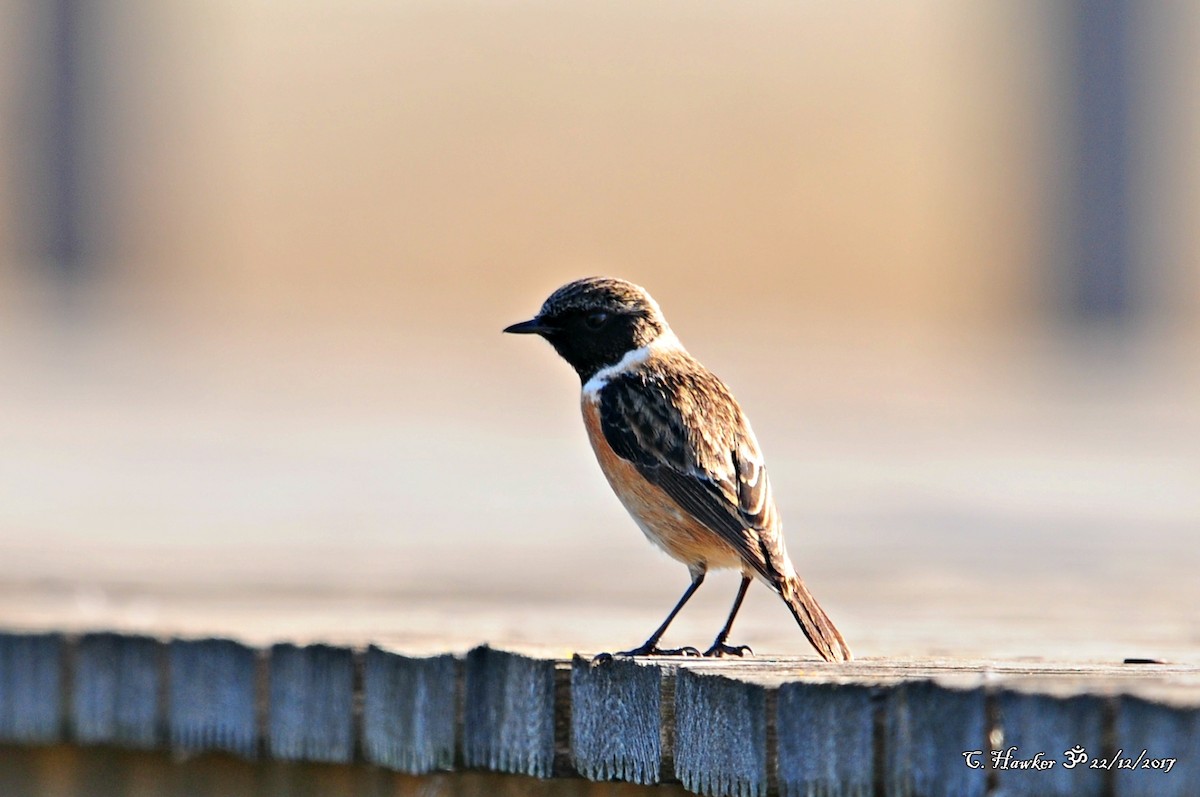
xmin=597 ymin=357 xmax=783 ymax=582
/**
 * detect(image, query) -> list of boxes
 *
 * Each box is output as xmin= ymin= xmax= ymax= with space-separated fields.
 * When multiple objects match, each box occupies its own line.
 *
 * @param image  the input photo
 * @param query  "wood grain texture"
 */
xmin=674 ymin=668 xmax=768 ymax=797
xmin=570 ymin=654 xmax=663 ymax=784
xmin=1112 ymin=695 xmax=1198 ymax=797
xmin=994 ymin=690 xmax=1108 ymax=797
xmin=462 ymin=646 xmax=558 ymax=778
xmin=776 ymin=681 xmax=874 ymax=797
xmin=362 ymin=646 xmax=458 ymax=773
xmin=71 ymin=632 xmax=160 ymax=748
xmin=3 ymin=633 xmax=1200 ymax=795
xmin=267 ymin=643 xmax=355 ymax=763
xmin=0 ymin=632 xmax=63 ymax=745
xmin=882 ymin=680 xmax=988 ymax=797
xmin=168 ymin=638 xmax=259 ymax=758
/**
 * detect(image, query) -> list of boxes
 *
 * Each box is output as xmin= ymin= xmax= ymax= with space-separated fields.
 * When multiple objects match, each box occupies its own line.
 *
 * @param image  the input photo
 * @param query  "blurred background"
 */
xmin=1 ymin=1 xmax=1197 ymax=659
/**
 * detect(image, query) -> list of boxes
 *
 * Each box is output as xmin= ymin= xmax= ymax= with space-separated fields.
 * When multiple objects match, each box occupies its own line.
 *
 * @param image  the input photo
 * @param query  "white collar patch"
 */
xmin=581 ymin=328 xmax=683 ymax=398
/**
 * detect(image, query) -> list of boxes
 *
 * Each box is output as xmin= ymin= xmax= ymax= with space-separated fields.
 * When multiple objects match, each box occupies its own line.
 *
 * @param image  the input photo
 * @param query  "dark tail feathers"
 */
xmin=780 ymin=574 xmax=852 ymax=662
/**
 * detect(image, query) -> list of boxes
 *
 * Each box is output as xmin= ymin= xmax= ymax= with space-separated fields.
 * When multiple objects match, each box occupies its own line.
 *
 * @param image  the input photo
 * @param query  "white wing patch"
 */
xmin=736 ymin=440 xmax=770 ymax=519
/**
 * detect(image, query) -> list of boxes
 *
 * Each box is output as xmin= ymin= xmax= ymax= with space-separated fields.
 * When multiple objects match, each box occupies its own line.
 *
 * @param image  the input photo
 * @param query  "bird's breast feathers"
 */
xmin=581 ymin=391 xmax=745 ymax=571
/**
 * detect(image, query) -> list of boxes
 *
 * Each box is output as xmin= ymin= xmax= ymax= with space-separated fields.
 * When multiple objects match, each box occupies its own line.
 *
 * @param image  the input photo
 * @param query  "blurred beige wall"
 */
xmin=1143 ymin=2 xmax=1200 ymax=327
xmin=1 ymin=2 xmax=1198 ymax=652
xmin=1 ymin=1 xmax=1197 ymax=334
xmin=0 ymin=0 xmax=34 ymax=279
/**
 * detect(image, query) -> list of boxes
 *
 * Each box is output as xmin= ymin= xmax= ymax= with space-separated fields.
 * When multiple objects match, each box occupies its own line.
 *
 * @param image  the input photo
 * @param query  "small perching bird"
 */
xmin=505 ymin=277 xmax=851 ymax=661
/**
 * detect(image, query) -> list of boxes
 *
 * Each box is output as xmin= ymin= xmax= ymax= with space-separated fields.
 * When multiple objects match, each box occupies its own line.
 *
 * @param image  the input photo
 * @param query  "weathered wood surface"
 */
xmin=167 ymin=637 xmax=259 ymax=757
xmin=2 ymin=631 xmax=1198 ymax=797
xmin=362 ymin=646 xmax=458 ymax=773
xmin=72 ymin=632 xmax=159 ymax=748
xmin=570 ymin=655 xmax=663 ymax=785
xmin=776 ymin=681 xmax=873 ymax=797
xmin=268 ymin=642 xmax=356 ymax=762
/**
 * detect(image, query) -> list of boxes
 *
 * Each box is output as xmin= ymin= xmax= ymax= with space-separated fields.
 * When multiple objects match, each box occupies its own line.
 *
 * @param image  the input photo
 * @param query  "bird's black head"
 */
xmin=504 ymin=277 xmax=670 ymax=382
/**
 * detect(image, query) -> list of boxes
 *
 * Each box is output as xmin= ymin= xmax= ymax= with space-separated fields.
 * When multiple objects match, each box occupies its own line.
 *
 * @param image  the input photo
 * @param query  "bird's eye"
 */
xmin=584 ymin=311 xmax=610 ymax=330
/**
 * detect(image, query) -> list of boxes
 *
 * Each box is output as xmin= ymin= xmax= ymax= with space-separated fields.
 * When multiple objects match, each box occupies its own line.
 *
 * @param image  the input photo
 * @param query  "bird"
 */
xmin=504 ymin=277 xmax=852 ymax=661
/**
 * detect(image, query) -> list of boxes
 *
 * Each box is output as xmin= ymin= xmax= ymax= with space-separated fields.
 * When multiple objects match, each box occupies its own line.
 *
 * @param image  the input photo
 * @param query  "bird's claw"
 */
xmin=615 ymin=645 xmax=702 ymax=658
xmin=702 ymin=643 xmax=753 ymax=658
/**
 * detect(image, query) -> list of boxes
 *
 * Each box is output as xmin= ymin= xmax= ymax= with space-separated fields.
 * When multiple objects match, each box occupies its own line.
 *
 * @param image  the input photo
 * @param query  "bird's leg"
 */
xmin=703 ymin=575 xmax=754 ymax=657
xmin=617 ymin=569 xmax=705 ymax=657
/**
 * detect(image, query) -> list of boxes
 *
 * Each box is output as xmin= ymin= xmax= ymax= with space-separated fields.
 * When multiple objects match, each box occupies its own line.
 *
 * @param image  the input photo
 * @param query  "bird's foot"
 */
xmin=615 ymin=644 xmax=702 ymax=658
xmin=702 ymin=642 xmax=753 ymax=658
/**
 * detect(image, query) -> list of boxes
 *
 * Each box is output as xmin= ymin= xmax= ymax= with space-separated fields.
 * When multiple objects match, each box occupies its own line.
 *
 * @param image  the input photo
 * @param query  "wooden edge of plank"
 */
xmin=167 ymin=636 xmax=259 ymax=758
xmin=3 ymin=631 xmax=1200 ymax=796
xmin=360 ymin=644 xmax=458 ymax=773
xmin=569 ymin=653 xmax=664 ymax=784
xmin=0 ymin=630 xmax=65 ymax=745
xmin=461 ymin=644 xmax=559 ymax=778
xmin=673 ymin=666 xmax=770 ymax=797
xmin=266 ymin=642 xmax=356 ymax=763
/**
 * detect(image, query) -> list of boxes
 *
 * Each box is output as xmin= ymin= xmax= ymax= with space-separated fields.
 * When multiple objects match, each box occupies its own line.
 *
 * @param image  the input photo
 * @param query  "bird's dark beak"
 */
xmin=503 ymin=317 xmax=550 ymax=335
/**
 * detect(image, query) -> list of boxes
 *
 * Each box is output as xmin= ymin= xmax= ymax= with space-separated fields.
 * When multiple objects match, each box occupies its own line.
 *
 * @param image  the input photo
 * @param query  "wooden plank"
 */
xmin=882 ymin=680 xmax=987 ymax=797
xmin=993 ymin=690 xmax=1107 ymax=797
xmin=776 ymin=681 xmax=874 ymax=797
xmin=570 ymin=654 xmax=663 ymax=784
xmin=71 ymin=632 xmax=160 ymax=748
xmin=461 ymin=645 xmax=558 ymax=777
xmin=361 ymin=645 xmax=458 ymax=773
xmin=1111 ymin=695 xmax=1197 ymax=797
xmin=0 ymin=632 xmax=63 ymax=745
xmin=168 ymin=637 xmax=259 ymax=758
xmin=267 ymin=643 xmax=355 ymax=763
xmin=8 ymin=630 xmax=1200 ymax=796
xmin=673 ymin=668 xmax=769 ymax=797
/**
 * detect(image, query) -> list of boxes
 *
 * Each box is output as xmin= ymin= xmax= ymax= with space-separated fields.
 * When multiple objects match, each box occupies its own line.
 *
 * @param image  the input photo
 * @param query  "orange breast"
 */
xmin=581 ymin=395 xmax=743 ymax=571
